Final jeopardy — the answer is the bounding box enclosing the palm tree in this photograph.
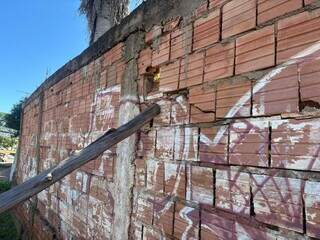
[80,0,130,44]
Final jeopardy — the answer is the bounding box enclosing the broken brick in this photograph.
[299,57,320,106]
[145,25,162,43]
[189,85,216,124]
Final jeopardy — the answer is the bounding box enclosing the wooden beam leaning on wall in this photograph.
[0,103,160,214]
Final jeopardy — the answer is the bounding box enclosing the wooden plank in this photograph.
[0,103,160,214]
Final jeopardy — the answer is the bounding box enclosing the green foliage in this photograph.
[0,181,18,240]
[4,100,24,136]
[0,212,18,240]
[0,180,11,192]
[0,113,7,127]
[0,136,18,150]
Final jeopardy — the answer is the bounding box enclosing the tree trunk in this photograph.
[80,0,129,44]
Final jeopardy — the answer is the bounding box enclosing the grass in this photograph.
[0,180,19,240]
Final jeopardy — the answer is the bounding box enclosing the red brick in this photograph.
[299,57,320,106]
[138,47,152,75]
[304,181,320,238]
[201,211,280,240]
[143,228,163,239]
[258,0,303,24]
[155,127,175,159]
[190,106,215,124]
[251,174,303,232]
[171,95,190,125]
[252,65,299,116]
[189,85,215,110]
[305,0,319,5]
[216,79,251,119]
[216,169,251,215]
[152,34,171,67]
[137,130,155,158]
[222,0,257,39]
[209,0,229,9]
[271,118,320,171]
[193,10,220,50]
[147,160,165,193]
[159,60,180,92]
[131,222,143,239]
[102,154,115,181]
[229,119,269,167]
[104,43,124,65]
[170,24,193,60]
[174,203,199,239]
[236,26,275,74]
[136,197,154,224]
[163,17,181,33]
[153,99,171,126]
[153,197,175,236]
[135,158,146,188]
[164,162,186,199]
[186,165,214,206]
[174,127,199,161]
[277,9,320,64]
[145,25,162,43]
[204,41,235,82]
[194,1,208,17]
[199,126,228,164]
[179,51,205,88]
[189,85,216,123]
[201,210,236,239]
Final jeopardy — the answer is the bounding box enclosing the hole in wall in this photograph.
[144,66,160,95]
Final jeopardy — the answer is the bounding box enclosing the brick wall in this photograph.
[16,0,320,239]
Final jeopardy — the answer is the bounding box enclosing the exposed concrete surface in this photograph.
[112,34,141,240]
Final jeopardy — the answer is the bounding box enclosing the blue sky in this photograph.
[0,0,140,113]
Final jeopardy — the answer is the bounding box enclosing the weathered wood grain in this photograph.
[0,103,160,214]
